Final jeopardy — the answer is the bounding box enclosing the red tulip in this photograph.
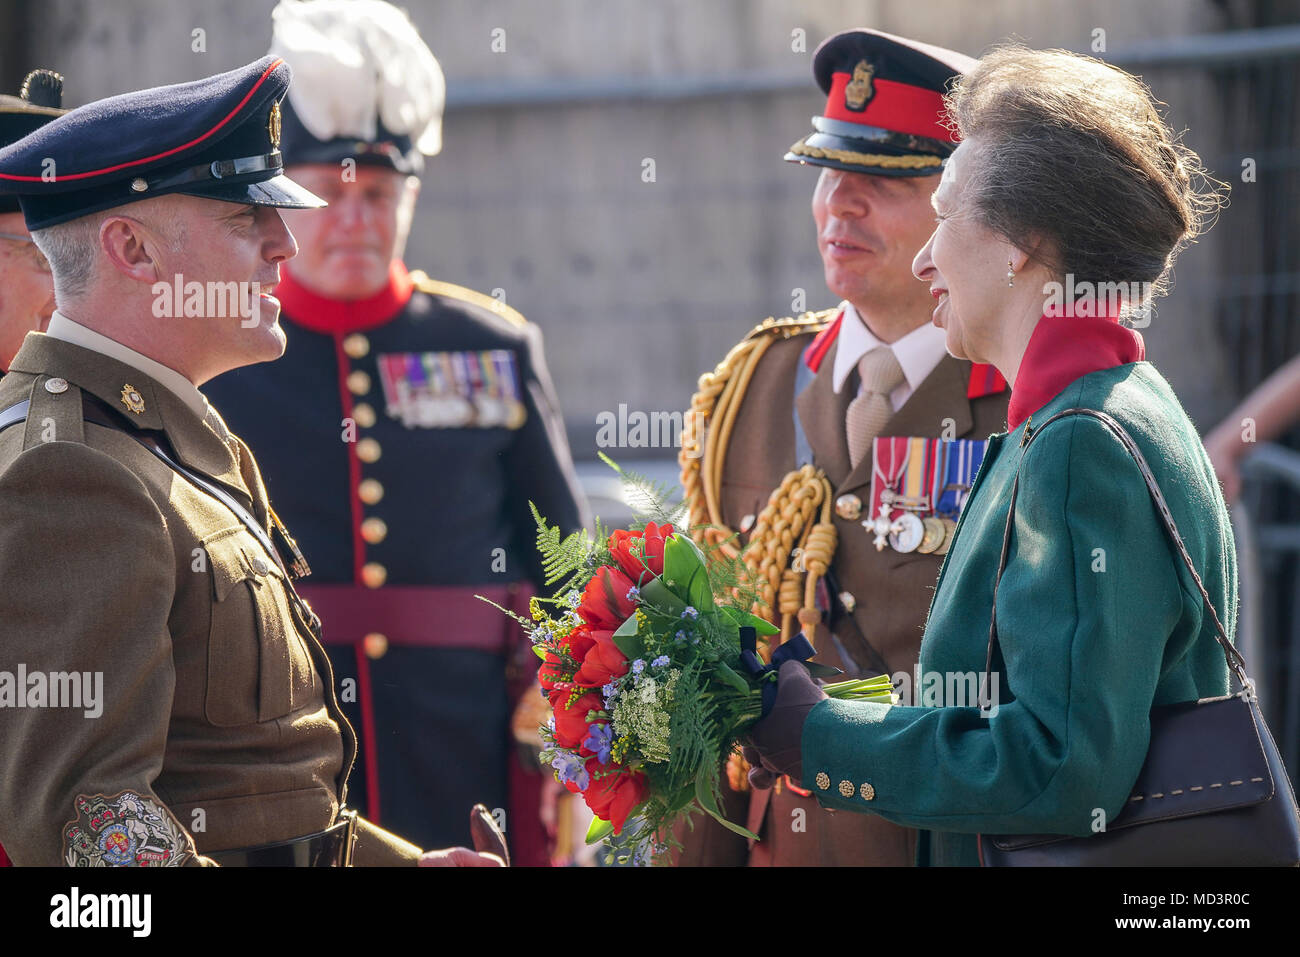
[552,691,603,750]
[577,566,638,631]
[608,522,674,581]
[582,760,649,835]
[573,629,629,688]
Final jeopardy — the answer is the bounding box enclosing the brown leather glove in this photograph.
[744,660,827,789]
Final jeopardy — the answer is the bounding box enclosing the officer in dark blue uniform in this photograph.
[205,0,589,861]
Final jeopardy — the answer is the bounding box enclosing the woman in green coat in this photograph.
[744,44,1236,866]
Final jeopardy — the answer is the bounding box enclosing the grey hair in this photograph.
[30,215,100,303]
[31,200,188,304]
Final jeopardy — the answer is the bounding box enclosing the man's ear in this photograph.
[98,214,167,284]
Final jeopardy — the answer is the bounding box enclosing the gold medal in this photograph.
[934,517,958,555]
[917,516,946,554]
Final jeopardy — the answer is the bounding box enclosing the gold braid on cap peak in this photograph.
[789,140,944,169]
[679,310,838,649]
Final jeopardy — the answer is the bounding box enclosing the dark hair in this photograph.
[946,44,1227,306]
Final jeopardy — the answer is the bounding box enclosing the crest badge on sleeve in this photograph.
[62,790,190,867]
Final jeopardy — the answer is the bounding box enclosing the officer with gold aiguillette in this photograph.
[677,29,1010,867]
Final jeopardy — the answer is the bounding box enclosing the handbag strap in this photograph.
[981,408,1250,709]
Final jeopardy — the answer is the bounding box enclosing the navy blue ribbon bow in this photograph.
[739,627,820,717]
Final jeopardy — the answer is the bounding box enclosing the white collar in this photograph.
[44,311,209,419]
[831,301,951,396]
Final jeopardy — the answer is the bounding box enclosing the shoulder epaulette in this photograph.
[741,307,839,343]
[407,270,530,330]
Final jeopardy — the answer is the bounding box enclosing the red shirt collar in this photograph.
[276,260,415,335]
[1006,306,1145,430]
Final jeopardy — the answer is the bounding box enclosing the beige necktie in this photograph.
[846,346,905,468]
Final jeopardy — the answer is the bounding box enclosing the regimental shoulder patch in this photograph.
[741,307,839,345]
[406,270,530,330]
[62,790,191,867]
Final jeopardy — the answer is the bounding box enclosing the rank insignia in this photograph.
[120,383,146,415]
[62,790,189,867]
[268,100,281,149]
[844,60,875,111]
[376,350,527,430]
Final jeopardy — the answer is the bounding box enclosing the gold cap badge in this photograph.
[844,60,875,111]
[120,384,146,415]
[268,101,282,150]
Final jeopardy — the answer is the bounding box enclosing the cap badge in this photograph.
[120,384,146,415]
[844,60,875,111]
[268,101,282,150]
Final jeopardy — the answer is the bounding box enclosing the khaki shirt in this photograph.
[0,333,419,865]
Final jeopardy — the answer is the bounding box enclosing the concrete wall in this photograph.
[5,0,1250,461]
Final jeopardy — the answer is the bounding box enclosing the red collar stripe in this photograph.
[802,310,844,374]
[967,363,1007,399]
[0,59,284,183]
[823,73,952,143]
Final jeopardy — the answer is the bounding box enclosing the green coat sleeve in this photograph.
[802,416,1203,836]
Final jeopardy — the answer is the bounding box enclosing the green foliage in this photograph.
[530,500,610,593]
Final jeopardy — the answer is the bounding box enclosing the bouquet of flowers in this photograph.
[502,467,895,865]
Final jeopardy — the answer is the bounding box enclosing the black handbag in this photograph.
[975,408,1300,866]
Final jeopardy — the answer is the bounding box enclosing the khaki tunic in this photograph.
[678,312,1009,866]
[0,334,420,865]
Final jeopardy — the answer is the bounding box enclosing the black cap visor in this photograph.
[785,116,953,178]
[180,170,327,210]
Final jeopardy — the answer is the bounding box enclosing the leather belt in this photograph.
[297,583,531,654]
[207,809,357,867]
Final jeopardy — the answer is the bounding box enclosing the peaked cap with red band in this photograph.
[785,28,975,178]
[0,56,326,230]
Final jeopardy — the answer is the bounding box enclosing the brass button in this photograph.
[815,772,830,791]
[347,370,371,395]
[343,334,370,359]
[353,402,376,429]
[250,555,269,576]
[356,437,381,463]
[739,513,756,533]
[361,562,387,588]
[363,632,388,659]
[835,494,862,521]
[860,782,875,801]
[358,478,384,505]
[838,780,855,798]
[44,377,68,394]
[361,516,388,545]
[838,591,856,613]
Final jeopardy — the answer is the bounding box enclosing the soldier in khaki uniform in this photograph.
[0,58,501,866]
[677,30,1009,866]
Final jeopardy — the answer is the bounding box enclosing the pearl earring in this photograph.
[1007,259,1015,287]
